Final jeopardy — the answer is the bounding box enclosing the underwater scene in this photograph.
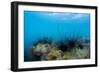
[24,11,90,62]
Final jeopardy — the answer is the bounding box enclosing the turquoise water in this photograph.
[24,11,90,61]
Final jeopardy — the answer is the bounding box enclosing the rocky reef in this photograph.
[31,37,90,61]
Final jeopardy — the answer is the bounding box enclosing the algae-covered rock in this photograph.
[31,37,90,61]
[47,49,63,60]
[32,43,53,61]
[62,48,90,59]
[74,48,90,59]
[33,43,51,53]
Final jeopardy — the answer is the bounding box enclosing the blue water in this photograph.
[24,11,90,61]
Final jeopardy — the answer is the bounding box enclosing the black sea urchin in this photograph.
[58,42,69,52]
[58,38,78,52]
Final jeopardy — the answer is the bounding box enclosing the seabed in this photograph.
[30,37,90,61]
